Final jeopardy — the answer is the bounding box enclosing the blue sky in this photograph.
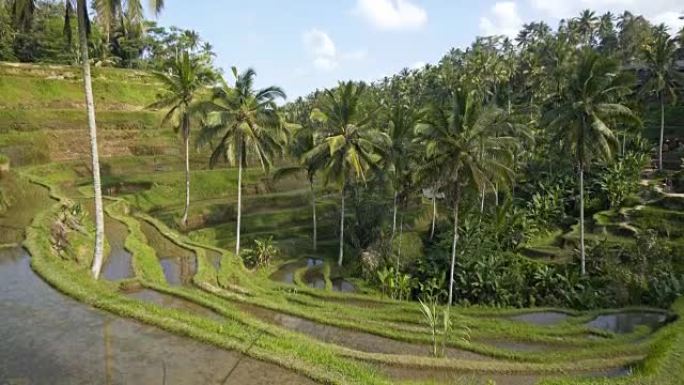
[153,0,684,99]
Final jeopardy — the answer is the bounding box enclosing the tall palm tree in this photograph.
[274,98,327,251]
[63,0,164,279]
[149,50,214,227]
[415,88,515,308]
[198,68,286,256]
[305,81,387,266]
[641,25,683,171]
[12,0,163,278]
[547,49,639,275]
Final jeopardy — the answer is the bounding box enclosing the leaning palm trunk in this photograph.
[310,180,317,252]
[658,92,664,171]
[78,0,105,279]
[338,184,345,266]
[235,144,243,256]
[181,114,191,227]
[447,188,461,307]
[579,164,586,275]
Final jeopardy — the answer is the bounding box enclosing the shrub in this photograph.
[241,237,279,268]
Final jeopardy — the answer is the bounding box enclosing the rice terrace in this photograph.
[1,1,684,384]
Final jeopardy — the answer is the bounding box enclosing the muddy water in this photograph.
[587,312,668,333]
[235,301,489,360]
[102,216,134,280]
[379,365,629,385]
[0,248,316,385]
[510,312,569,325]
[139,220,197,286]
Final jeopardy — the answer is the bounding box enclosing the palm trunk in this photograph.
[391,191,398,238]
[79,0,105,279]
[397,214,404,267]
[235,144,243,256]
[480,187,485,214]
[494,183,499,206]
[310,180,317,252]
[338,183,345,266]
[447,188,461,308]
[181,115,190,228]
[579,164,586,276]
[430,194,437,240]
[659,93,664,171]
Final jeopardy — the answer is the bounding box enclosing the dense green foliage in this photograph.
[280,10,684,310]
[0,0,217,71]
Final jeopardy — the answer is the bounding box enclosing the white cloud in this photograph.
[355,0,428,30]
[303,29,339,71]
[479,1,524,38]
[528,0,684,31]
[302,29,366,72]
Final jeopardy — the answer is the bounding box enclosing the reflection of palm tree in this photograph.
[103,318,113,385]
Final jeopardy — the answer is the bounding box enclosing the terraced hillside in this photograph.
[1,63,683,385]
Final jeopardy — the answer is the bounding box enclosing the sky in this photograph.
[153,0,684,99]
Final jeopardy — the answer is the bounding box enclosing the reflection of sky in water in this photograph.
[102,217,134,280]
[159,256,196,286]
[587,312,667,333]
[0,248,313,385]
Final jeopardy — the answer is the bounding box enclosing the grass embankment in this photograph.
[134,203,655,369]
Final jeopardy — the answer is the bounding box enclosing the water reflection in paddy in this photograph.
[139,220,196,286]
[587,312,669,333]
[102,216,134,280]
[235,301,488,360]
[0,248,316,385]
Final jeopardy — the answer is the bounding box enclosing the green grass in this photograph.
[0,64,160,109]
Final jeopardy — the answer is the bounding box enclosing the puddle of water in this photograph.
[126,288,223,321]
[139,221,197,286]
[102,216,134,280]
[379,365,629,385]
[236,302,488,360]
[270,258,322,285]
[0,248,315,385]
[510,312,569,326]
[306,258,323,267]
[587,312,668,334]
[331,278,355,293]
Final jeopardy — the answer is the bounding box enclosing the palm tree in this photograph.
[149,50,214,227]
[198,68,286,256]
[573,9,598,46]
[641,25,683,171]
[63,0,164,279]
[274,98,327,251]
[547,49,639,275]
[415,88,515,308]
[305,82,387,266]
